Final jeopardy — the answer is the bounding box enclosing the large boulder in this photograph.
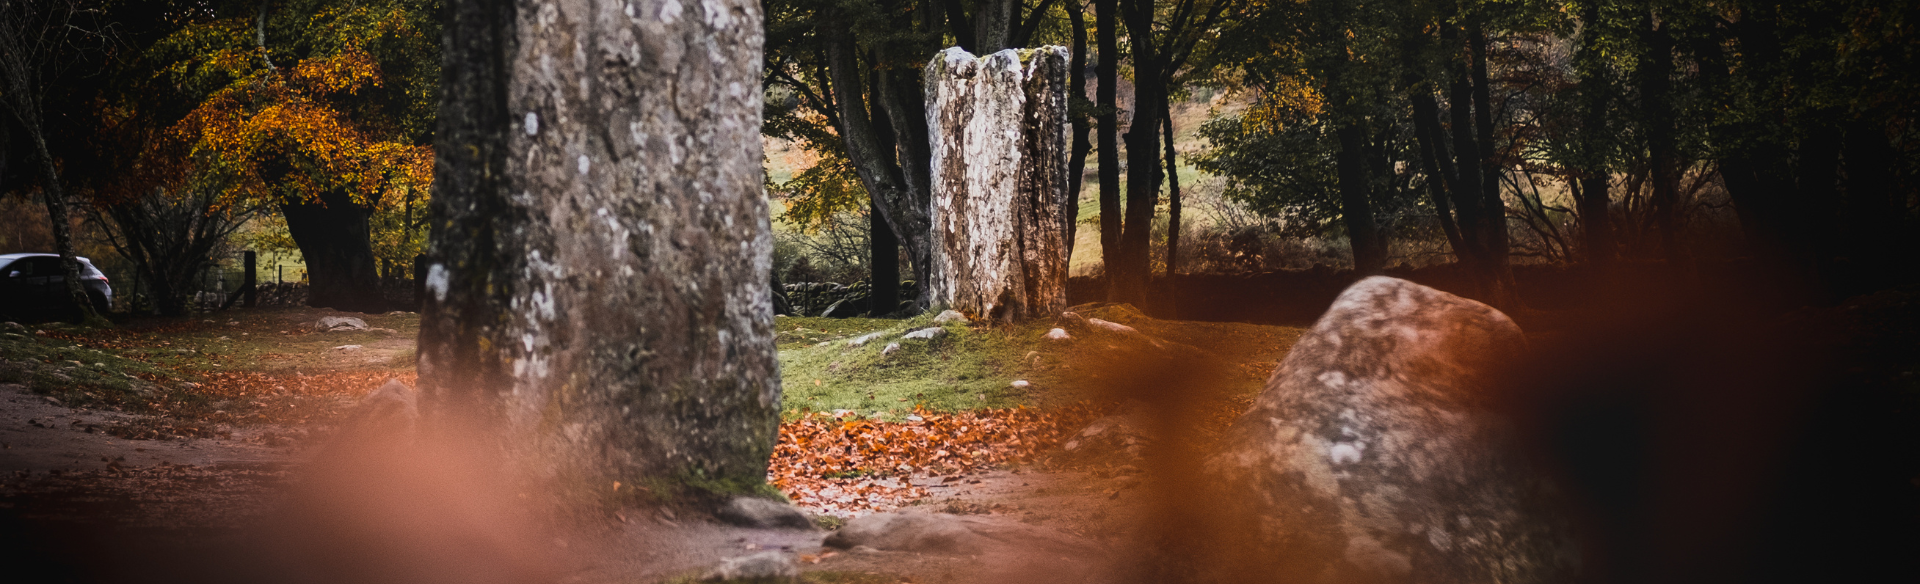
[1208,276,1577,583]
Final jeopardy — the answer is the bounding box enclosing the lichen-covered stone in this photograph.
[1210,276,1577,583]
[422,0,777,494]
[700,551,798,582]
[924,46,1071,323]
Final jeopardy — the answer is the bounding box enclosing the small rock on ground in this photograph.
[902,327,947,340]
[823,511,1100,557]
[932,310,968,323]
[314,316,368,332]
[1043,328,1071,341]
[881,342,902,357]
[701,550,798,582]
[715,497,815,530]
[846,332,887,347]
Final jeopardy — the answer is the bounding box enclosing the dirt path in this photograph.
[0,383,284,474]
[0,305,1267,583]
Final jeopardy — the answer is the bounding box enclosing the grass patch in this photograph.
[2,308,423,438]
[776,314,1057,420]
[0,325,177,409]
[776,305,1312,421]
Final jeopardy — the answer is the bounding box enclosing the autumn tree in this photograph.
[422,0,780,496]
[152,0,437,312]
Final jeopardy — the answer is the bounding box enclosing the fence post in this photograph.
[243,251,257,308]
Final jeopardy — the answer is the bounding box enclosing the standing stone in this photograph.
[1209,277,1577,582]
[422,0,778,495]
[924,46,1071,323]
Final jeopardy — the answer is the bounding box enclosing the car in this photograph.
[0,253,114,321]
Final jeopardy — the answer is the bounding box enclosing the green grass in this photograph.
[774,304,1311,421]
[775,314,1065,420]
[0,325,175,409]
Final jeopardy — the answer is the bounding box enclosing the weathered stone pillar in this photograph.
[421,0,778,497]
[924,46,1071,323]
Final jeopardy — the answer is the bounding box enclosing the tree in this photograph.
[0,0,108,323]
[1095,0,1120,291]
[93,184,264,316]
[1199,0,1399,277]
[1697,0,1920,299]
[765,0,1073,313]
[421,0,780,495]
[154,0,438,312]
[1103,0,1239,302]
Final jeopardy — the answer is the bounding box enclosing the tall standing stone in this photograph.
[1209,277,1578,582]
[421,0,778,493]
[925,46,1072,323]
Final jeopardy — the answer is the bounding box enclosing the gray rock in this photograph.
[314,316,368,332]
[332,345,363,351]
[931,309,968,324]
[1085,318,1136,334]
[823,511,1099,557]
[845,332,887,348]
[1042,327,1071,341]
[714,496,815,530]
[902,327,947,341]
[1060,402,1151,462]
[1209,276,1575,583]
[1,321,23,332]
[881,342,901,357]
[338,378,418,436]
[700,551,798,582]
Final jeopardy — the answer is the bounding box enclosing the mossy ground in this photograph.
[0,326,174,409]
[0,308,418,437]
[774,306,1310,421]
[776,313,1053,420]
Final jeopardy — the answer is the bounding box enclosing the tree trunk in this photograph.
[925,47,1072,322]
[1162,108,1182,278]
[420,0,779,495]
[1467,25,1520,309]
[825,32,936,312]
[1334,120,1385,275]
[32,151,98,323]
[280,190,386,313]
[870,201,900,315]
[1410,91,1467,255]
[1112,0,1163,306]
[1066,2,1090,254]
[972,0,1015,54]
[1574,1,1615,272]
[1638,12,1688,273]
[1095,0,1120,296]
